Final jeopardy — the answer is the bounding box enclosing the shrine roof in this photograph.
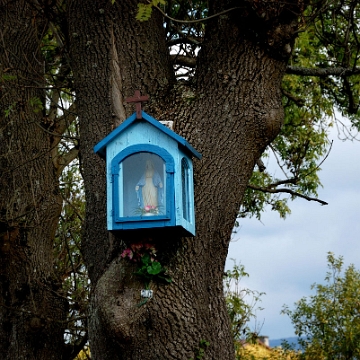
[94,111,202,160]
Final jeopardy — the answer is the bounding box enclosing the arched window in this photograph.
[111,145,175,229]
[121,152,166,217]
[181,157,190,222]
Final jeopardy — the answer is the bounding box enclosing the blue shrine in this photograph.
[94,100,201,237]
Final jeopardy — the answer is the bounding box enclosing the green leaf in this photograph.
[2,74,17,81]
[147,261,162,275]
[136,0,166,22]
[29,97,44,113]
[136,3,153,22]
[141,252,151,266]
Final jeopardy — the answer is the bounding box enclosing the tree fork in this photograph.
[68,0,303,359]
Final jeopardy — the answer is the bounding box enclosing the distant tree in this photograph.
[224,261,301,360]
[282,253,360,360]
[224,260,264,343]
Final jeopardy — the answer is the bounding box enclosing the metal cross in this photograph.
[126,90,149,119]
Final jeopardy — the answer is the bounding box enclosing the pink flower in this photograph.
[144,205,151,212]
[121,248,133,260]
[143,245,156,257]
[131,243,143,251]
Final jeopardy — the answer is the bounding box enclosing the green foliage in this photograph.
[224,260,265,342]
[302,2,360,126]
[241,1,360,220]
[54,159,88,346]
[3,103,15,118]
[224,261,301,360]
[242,37,332,220]
[240,168,292,220]
[33,12,85,352]
[241,105,330,221]
[282,252,360,359]
[134,252,172,287]
[136,0,166,22]
[121,242,172,289]
[235,343,300,360]
[1,74,17,81]
[29,96,44,113]
[74,346,91,360]
[189,340,210,360]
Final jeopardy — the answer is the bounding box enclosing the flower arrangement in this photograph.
[134,205,160,216]
[121,241,171,289]
[121,241,156,262]
[143,205,159,214]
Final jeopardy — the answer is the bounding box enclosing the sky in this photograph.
[226,123,360,341]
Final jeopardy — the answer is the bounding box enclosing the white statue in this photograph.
[135,160,163,213]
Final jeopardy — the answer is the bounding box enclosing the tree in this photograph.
[68,1,301,358]
[224,260,264,343]
[282,253,360,360]
[0,2,67,358]
[0,1,81,359]
[1,0,360,359]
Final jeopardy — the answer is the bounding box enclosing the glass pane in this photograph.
[181,157,190,221]
[121,153,166,217]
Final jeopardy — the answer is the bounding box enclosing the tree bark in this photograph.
[0,1,67,359]
[68,0,302,358]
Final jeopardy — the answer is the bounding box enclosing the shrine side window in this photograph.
[181,157,190,221]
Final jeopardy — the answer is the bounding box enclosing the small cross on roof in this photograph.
[126,90,149,119]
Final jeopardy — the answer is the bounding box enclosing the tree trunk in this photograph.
[68,0,302,358]
[0,2,67,359]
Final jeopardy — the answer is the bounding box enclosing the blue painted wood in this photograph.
[111,145,175,174]
[94,111,202,160]
[94,111,201,236]
[174,151,196,236]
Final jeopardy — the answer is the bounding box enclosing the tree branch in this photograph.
[167,35,203,47]
[155,5,242,24]
[34,120,79,143]
[282,89,305,107]
[268,178,298,188]
[54,146,79,177]
[170,54,197,68]
[256,158,266,172]
[248,184,328,205]
[54,103,77,137]
[286,66,360,77]
[343,76,359,114]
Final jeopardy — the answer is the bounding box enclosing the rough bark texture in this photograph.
[67,0,303,359]
[0,1,67,359]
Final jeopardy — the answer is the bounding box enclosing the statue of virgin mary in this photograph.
[135,160,163,212]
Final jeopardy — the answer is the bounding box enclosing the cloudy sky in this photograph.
[226,122,360,341]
